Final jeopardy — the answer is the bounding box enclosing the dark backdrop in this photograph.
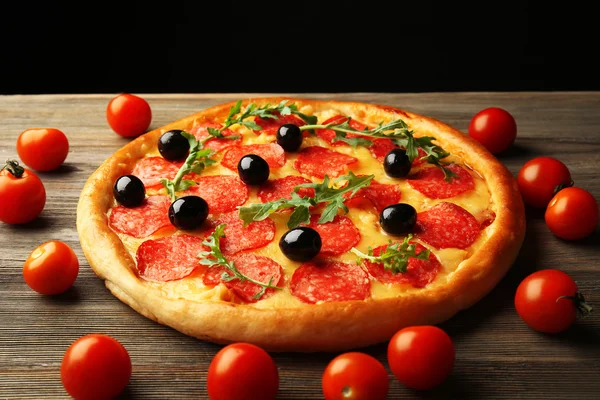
[2,1,598,94]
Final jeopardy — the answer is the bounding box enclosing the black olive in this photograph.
[384,148,412,178]
[276,124,303,152]
[279,227,322,262]
[113,175,146,207]
[168,196,209,230]
[237,154,270,185]
[380,203,417,235]
[158,129,190,161]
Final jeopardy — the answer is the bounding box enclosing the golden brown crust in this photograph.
[76,97,525,352]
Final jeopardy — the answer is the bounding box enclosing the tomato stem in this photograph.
[1,160,25,178]
[553,180,574,196]
[558,292,593,317]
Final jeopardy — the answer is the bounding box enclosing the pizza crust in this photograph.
[77,98,525,352]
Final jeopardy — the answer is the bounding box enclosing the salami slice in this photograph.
[202,253,283,303]
[316,115,368,146]
[131,157,191,188]
[290,259,371,304]
[363,243,441,288]
[304,215,360,255]
[189,122,241,152]
[221,144,286,171]
[293,146,358,179]
[136,234,206,282]
[257,176,315,203]
[109,196,172,238]
[369,141,427,167]
[253,113,306,135]
[415,202,480,249]
[408,164,474,199]
[181,175,248,214]
[216,211,276,254]
[345,179,402,212]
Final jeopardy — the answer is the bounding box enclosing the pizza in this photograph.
[76,98,526,352]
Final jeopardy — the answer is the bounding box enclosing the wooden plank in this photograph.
[0,93,599,399]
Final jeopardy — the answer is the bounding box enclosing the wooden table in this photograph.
[1,93,599,399]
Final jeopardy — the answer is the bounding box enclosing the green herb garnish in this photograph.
[350,235,430,274]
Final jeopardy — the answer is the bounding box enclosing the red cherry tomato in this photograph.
[106,93,152,137]
[61,334,132,400]
[17,128,69,171]
[207,343,279,400]
[387,326,455,391]
[517,157,572,208]
[23,241,79,295]
[515,269,591,333]
[0,160,46,224]
[545,187,598,240]
[468,107,517,154]
[322,352,388,400]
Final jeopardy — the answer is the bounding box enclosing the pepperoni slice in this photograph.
[293,146,358,179]
[136,234,206,282]
[304,215,360,255]
[180,175,248,214]
[257,176,315,203]
[345,179,402,212]
[290,259,371,304]
[253,113,306,135]
[189,122,241,152]
[216,211,276,254]
[131,157,191,188]
[109,196,172,238]
[221,144,286,171]
[202,254,283,303]
[369,141,428,167]
[415,202,480,249]
[408,164,474,199]
[363,243,441,288]
[316,115,368,146]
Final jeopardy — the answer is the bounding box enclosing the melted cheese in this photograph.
[112,107,495,308]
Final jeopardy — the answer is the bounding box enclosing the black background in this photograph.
[2,1,598,94]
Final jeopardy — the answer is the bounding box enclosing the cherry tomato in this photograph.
[17,128,69,171]
[0,160,46,224]
[387,326,455,390]
[322,352,388,400]
[207,343,278,400]
[545,187,598,240]
[106,93,152,137]
[61,334,132,400]
[517,157,572,208]
[468,107,517,154]
[515,269,591,333]
[23,241,79,295]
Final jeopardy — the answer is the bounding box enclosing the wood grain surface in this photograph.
[0,93,599,400]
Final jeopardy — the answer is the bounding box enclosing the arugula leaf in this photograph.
[332,132,374,148]
[350,235,430,274]
[238,192,316,228]
[198,224,282,299]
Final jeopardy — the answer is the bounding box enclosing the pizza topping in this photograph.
[415,202,480,249]
[408,164,475,199]
[221,144,286,172]
[239,172,373,229]
[304,215,360,255]
[290,260,371,303]
[180,175,249,214]
[379,203,417,235]
[237,155,270,186]
[131,157,187,188]
[108,196,171,238]
[351,235,431,275]
[168,195,209,230]
[253,113,306,136]
[257,176,315,203]
[316,115,371,147]
[383,148,412,178]
[189,123,241,153]
[344,179,402,213]
[293,146,358,179]
[199,224,282,300]
[158,129,190,161]
[136,234,206,281]
[370,138,398,162]
[113,175,146,208]
[276,124,303,152]
[216,211,276,254]
[279,227,322,262]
